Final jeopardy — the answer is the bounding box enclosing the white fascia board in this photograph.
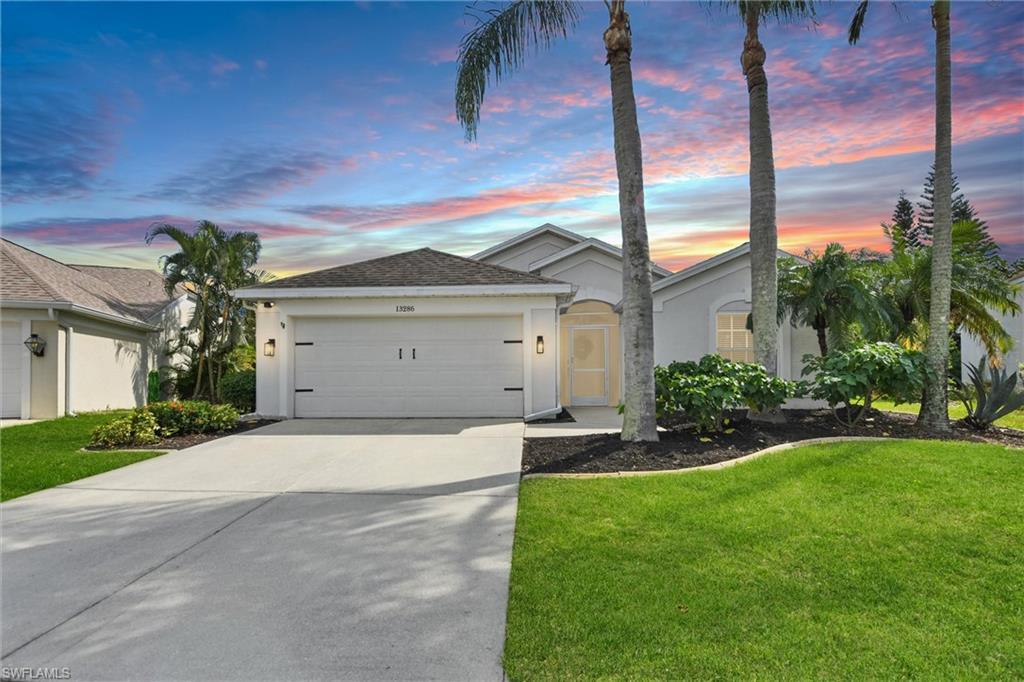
[0,300,159,331]
[528,238,673,277]
[233,283,574,300]
[470,224,587,261]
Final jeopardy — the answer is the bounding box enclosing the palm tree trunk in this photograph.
[605,0,657,442]
[919,0,952,431]
[191,291,209,400]
[815,324,829,357]
[742,2,779,377]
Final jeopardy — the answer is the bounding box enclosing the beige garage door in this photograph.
[293,316,524,418]
[1,322,22,418]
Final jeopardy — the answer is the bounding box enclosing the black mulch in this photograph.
[522,409,1024,475]
[87,419,280,451]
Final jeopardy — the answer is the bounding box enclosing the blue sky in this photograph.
[2,1,1022,275]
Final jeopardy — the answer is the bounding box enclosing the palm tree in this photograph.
[849,0,954,430]
[881,220,1021,363]
[147,220,262,400]
[718,1,817,380]
[777,244,889,356]
[456,0,658,441]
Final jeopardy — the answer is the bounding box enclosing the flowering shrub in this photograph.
[90,400,239,447]
[90,409,159,448]
[654,354,802,432]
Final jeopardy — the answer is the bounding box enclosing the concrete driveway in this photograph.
[1,419,524,681]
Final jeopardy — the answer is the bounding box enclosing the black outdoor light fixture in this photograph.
[536,335,545,354]
[24,333,46,357]
[264,338,276,357]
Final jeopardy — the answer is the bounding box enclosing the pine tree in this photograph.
[882,190,921,251]
[917,164,962,240]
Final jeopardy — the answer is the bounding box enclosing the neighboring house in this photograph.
[0,239,193,419]
[960,272,1024,381]
[237,223,818,420]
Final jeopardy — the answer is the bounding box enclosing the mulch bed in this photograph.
[87,419,280,451]
[522,409,1024,475]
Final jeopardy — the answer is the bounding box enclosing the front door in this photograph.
[570,326,608,406]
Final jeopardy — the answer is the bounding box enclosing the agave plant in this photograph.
[957,357,1024,431]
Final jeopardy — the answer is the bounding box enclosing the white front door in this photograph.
[570,326,608,406]
[293,316,524,418]
[1,322,23,418]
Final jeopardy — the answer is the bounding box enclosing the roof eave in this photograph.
[470,224,587,261]
[234,283,574,300]
[0,299,160,331]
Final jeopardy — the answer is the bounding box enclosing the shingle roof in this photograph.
[252,247,567,289]
[0,239,184,325]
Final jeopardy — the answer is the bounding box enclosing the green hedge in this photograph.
[220,370,256,413]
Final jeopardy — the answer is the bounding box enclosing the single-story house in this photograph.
[0,239,192,419]
[960,271,1024,381]
[236,223,819,420]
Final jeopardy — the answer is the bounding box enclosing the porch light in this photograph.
[536,335,545,354]
[24,333,46,357]
[264,339,276,357]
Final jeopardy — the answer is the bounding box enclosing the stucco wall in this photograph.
[70,329,147,412]
[960,281,1024,380]
[29,320,59,418]
[537,251,623,305]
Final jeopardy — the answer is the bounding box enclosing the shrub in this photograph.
[655,354,802,432]
[802,341,928,427]
[147,370,160,403]
[220,370,256,413]
[956,357,1024,431]
[148,400,240,435]
[90,409,159,448]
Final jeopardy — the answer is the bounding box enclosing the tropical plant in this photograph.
[955,357,1024,431]
[777,243,889,356]
[220,370,256,414]
[654,355,801,432]
[880,220,1021,362]
[711,0,817,382]
[849,0,954,430]
[455,0,658,441]
[802,342,928,427]
[147,220,264,401]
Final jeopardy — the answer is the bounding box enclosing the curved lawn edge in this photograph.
[522,436,902,479]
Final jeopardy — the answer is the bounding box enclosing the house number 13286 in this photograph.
[395,305,415,312]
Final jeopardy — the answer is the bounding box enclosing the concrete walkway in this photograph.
[1,419,524,681]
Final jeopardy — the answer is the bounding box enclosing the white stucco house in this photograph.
[960,271,1024,381]
[237,223,819,420]
[0,239,193,419]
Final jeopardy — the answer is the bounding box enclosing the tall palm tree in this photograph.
[713,1,816,381]
[147,220,262,400]
[456,0,658,441]
[849,0,953,430]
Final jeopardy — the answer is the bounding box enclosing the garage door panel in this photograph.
[293,316,524,418]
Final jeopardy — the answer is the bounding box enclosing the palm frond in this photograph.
[847,0,869,44]
[455,0,582,140]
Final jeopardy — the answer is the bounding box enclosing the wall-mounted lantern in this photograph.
[536,335,545,354]
[263,338,276,357]
[24,333,46,357]
[263,301,275,308]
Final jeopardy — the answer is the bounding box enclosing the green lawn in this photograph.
[1,412,164,501]
[505,440,1024,680]
[872,399,1024,430]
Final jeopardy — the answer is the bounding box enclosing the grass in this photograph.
[871,399,1024,430]
[505,440,1024,680]
[1,412,164,501]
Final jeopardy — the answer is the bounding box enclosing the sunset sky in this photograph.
[2,1,1022,276]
